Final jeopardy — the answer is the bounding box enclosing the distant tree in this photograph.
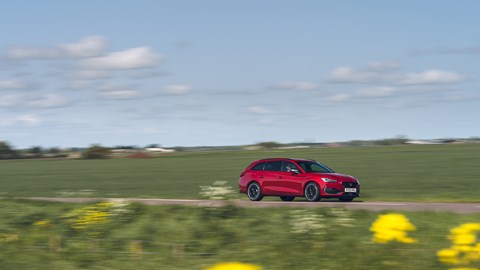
[257,141,282,149]
[48,147,61,154]
[29,146,43,156]
[81,145,111,159]
[0,141,18,159]
[25,146,43,158]
[146,144,161,149]
[113,145,139,150]
[375,136,409,146]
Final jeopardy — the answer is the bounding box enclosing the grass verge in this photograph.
[1,199,479,270]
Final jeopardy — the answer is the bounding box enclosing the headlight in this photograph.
[321,178,337,183]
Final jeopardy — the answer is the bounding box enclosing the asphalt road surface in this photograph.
[19,197,480,214]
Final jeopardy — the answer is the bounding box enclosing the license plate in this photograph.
[345,188,357,192]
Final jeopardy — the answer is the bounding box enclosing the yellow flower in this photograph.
[437,222,480,267]
[63,202,113,231]
[33,219,51,228]
[204,262,263,270]
[370,213,417,244]
[437,248,460,264]
[96,201,114,208]
[451,234,476,245]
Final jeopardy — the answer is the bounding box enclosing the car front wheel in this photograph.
[247,182,263,201]
[280,196,295,201]
[304,182,321,202]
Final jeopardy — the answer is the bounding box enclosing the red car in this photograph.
[238,158,360,202]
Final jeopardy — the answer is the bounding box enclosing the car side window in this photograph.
[264,161,282,171]
[281,161,300,172]
[299,163,309,172]
[251,162,265,171]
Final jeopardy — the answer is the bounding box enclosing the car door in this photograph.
[261,161,282,194]
[277,161,305,195]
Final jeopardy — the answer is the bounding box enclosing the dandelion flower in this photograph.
[370,213,417,244]
[204,262,262,270]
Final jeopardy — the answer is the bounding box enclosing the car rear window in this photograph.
[264,161,282,171]
[251,162,265,171]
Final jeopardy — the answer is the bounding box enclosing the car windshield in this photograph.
[296,161,334,173]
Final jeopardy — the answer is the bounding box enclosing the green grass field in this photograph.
[1,143,479,202]
[1,199,479,270]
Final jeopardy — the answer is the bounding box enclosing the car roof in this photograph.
[255,158,315,162]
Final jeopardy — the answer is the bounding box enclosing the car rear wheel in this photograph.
[247,182,263,201]
[339,197,354,202]
[280,196,295,201]
[304,182,321,202]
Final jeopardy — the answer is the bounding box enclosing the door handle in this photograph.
[259,175,264,178]
[278,176,283,179]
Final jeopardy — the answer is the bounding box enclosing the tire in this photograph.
[304,182,321,202]
[339,197,354,202]
[280,196,295,201]
[247,182,263,201]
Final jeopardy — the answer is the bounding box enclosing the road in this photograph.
[19,197,480,214]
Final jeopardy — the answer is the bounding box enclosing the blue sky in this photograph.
[1,0,479,148]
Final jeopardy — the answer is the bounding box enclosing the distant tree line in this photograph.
[0,141,68,160]
[1,137,480,160]
[0,141,18,159]
[0,141,142,160]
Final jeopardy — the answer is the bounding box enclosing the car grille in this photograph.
[342,182,358,188]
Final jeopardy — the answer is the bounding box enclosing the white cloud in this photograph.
[70,70,112,80]
[275,81,317,91]
[0,115,41,127]
[100,90,140,100]
[328,62,465,85]
[0,94,67,108]
[357,87,396,98]
[58,36,107,58]
[81,47,162,70]
[328,66,398,84]
[326,94,350,102]
[0,80,27,89]
[7,47,60,60]
[128,70,170,79]
[6,36,107,60]
[399,70,464,85]
[27,94,68,108]
[16,115,41,126]
[162,84,191,95]
[247,105,269,114]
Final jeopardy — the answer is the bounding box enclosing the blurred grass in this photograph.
[0,199,479,270]
[0,143,479,202]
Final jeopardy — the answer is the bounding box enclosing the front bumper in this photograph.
[323,182,360,197]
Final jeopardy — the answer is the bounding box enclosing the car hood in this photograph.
[307,172,357,182]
